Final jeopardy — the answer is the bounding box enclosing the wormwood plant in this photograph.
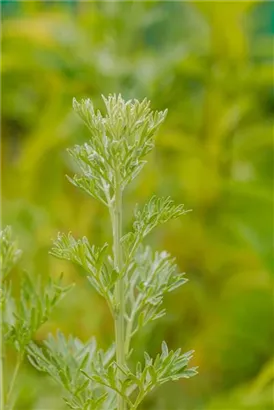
[1,95,197,410]
[0,226,72,410]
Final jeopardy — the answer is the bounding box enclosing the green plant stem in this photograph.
[5,354,23,410]
[0,350,5,410]
[125,318,133,357]
[112,180,126,410]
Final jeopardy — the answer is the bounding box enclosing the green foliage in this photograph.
[69,96,167,205]
[23,95,197,410]
[4,274,72,353]
[122,196,190,259]
[27,332,116,410]
[50,233,114,306]
[1,2,273,409]
[82,341,197,410]
[0,226,22,280]
[0,226,72,409]
[124,246,188,342]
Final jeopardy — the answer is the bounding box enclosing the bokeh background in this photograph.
[1,1,274,409]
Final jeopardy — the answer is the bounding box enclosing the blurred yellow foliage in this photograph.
[1,1,273,409]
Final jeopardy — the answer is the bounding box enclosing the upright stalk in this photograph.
[0,299,4,410]
[112,176,126,410]
[5,355,22,410]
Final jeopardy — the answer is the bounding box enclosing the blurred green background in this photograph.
[1,1,274,409]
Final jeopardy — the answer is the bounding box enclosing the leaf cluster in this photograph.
[27,332,116,410]
[50,233,116,308]
[27,332,197,410]
[1,226,72,355]
[83,341,197,410]
[69,95,167,205]
[4,274,72,353]
[121,195,191,261]
[49,211,189,342]
[124,246,188,342]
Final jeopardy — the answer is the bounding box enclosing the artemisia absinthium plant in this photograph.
[0,227,72,410]
[2,95,198,410]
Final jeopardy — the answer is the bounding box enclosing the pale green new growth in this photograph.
[2,95,197,410]
[68,95,167,204]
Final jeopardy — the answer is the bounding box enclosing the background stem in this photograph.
[5,354,22,410]
[113,180,126,410]
[0,352,5,410]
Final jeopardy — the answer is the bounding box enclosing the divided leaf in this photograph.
[82,342,197,410]
[122,196,191,259]
[124,246,188,343]
[27,332,116,410]
[4,274,73,352]
[50,233,117,307]
[126,343,198,409]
